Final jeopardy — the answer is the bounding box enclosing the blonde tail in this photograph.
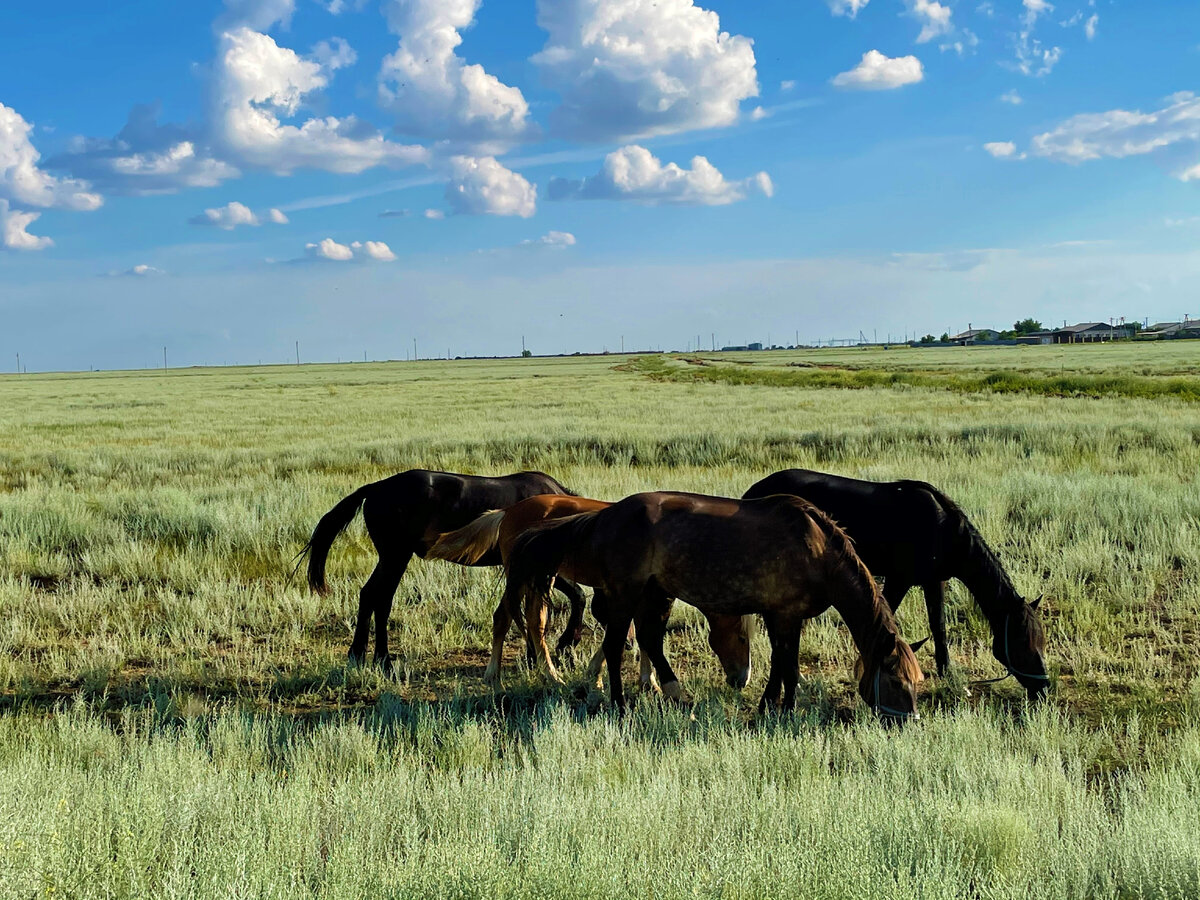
[428,510,506,565]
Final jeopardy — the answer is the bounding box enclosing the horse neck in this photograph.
[956,532,1023,627]
[827,557,899,662]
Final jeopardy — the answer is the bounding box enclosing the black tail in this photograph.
[505,512,601,619]
[305,486,370,594]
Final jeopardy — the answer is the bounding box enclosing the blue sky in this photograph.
[2,0,1199,369]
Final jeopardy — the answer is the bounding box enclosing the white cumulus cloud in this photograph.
[378,0,531,148]
[305,237,354,260]
[829,0,870,17]
[188,200,289,228]
[108,263,165,277]
[533,0,759,142]
[983,141,1023,159]
[0,103,103,210]
[424,208,445,219]
[907,0,953,43]
[47,104,239,196]
[0,199,53,250]
[1000,89,1023,105]
[445,156,536,217]
[831,51,924,90]
[211,27,428,174]
[1030,93,1200,169]
[1085,13,1098,40]
[547,145,773,206]
[521,230,576,248]
[352,239,397,260]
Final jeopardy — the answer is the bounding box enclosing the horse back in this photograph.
[743,469,957,582]
[361,469,571,558]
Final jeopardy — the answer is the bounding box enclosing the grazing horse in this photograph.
[428,494,753,691]
[304,470,587,670]
[743,469,1050,698]
[504,491,924,718]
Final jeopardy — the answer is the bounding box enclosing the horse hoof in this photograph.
[375,654,394,675]
[661,681,693,704]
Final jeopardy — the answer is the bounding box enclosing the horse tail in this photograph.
[505,512,600,619]
[304,486,370,594]
[427,510,505,565]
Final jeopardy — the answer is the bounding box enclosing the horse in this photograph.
[743,469,1050,698]
[303,469,588,670]
[503,491,924,719]
[427,494,753,692]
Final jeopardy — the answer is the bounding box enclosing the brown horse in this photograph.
[504,491,924,719]
[303,469,588,670]
[428,494,753,692]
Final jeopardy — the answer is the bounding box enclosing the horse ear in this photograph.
[1031,595,1042,610]
[908,636,929,653]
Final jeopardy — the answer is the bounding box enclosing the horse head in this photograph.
[706,613,755,689]
[994,596,1051,699]
[857,632,924,723]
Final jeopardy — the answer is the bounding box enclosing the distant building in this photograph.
[950,328,1000,344]
[1138,319,1200,339]
[720,345,749,352]
[1050,322,1137,343]
[1016,330,1056,345]
[747,342,764,351]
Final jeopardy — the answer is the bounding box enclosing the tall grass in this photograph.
[1,347,1199,896]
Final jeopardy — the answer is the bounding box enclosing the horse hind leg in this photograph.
[525,579,564,685]
[482,599,512,688]
[352,553,409,672]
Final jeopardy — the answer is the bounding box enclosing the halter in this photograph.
[970,613,1051,687]
[872,668,920,720]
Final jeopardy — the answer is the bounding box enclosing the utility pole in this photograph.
[15,353,19,374]
[163,346,167,370]
[711,332,715,351]
[295,341,300,366]
[621,335,624,353]
[413,338,417,361]
[521,335,526,355]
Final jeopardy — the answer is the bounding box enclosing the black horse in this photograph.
[304,469,586,669]
[743,469,1050,698]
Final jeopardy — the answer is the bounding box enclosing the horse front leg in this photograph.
[554,577,588,654]
[757,622,785,713]
[922,580,951,676]
[603,605,635,712]
[635,600,688,702]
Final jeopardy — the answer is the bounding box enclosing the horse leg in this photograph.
[635,600,687,702]
[922,580,951,676]
[364,553,410,672]
[779,630,802,711]
[758,622,784,713]
[525,581,563,685]
[603,603,635,712]
[554,578,588,654]
[482,599,512,688]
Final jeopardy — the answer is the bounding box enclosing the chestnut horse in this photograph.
[744,469,1049,698]
[428,494,753,691]
[303,470,587,670]
[504,491,924,718]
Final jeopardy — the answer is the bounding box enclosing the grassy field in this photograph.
[1,344,1199,897]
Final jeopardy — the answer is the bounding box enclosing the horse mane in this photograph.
[776,496,923,685]
[900,479,1022,613]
